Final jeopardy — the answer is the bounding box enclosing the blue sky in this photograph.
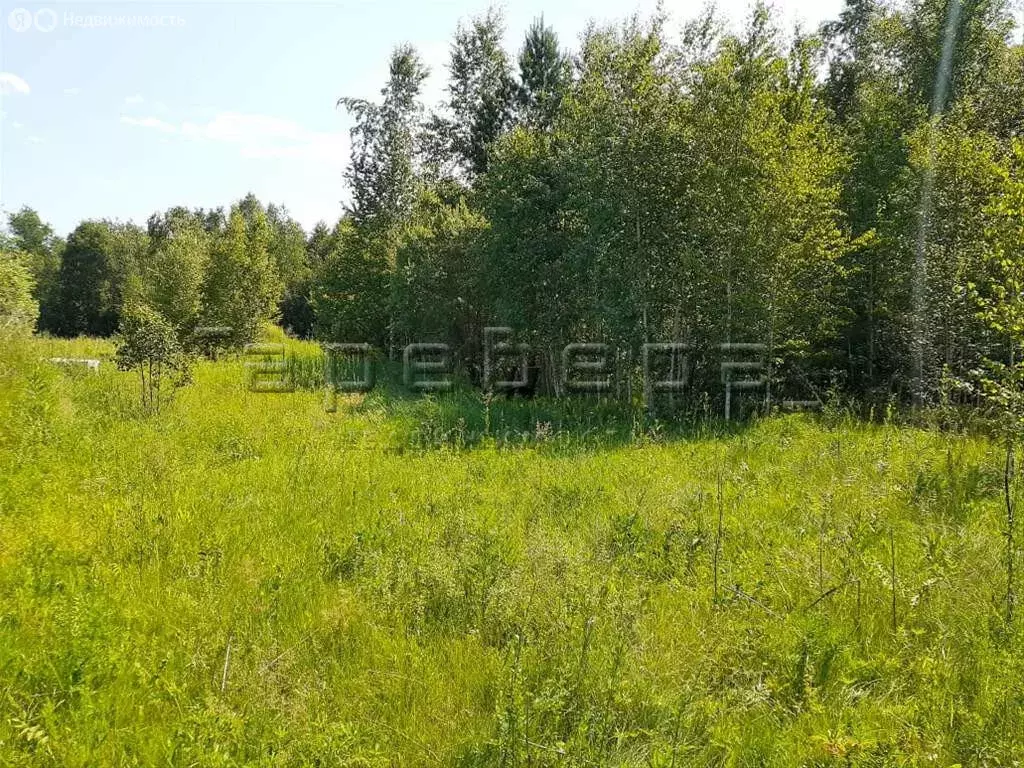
[0,0,928,236]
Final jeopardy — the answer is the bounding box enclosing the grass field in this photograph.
[1,334,1023,766]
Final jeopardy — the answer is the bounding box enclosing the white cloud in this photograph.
[122,109,346,164]
[124,94,145,105]
[120,115,177,133]
[64,87,82,96]
[27,136,44,144]
[11,121,24,130]
[0,72,30,96]
[182,112,312,144]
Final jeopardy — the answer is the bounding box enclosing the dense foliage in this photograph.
[3,0,1023,409]
[0,250,39,333]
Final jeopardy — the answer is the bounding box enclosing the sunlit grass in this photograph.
[1,333,1022,766]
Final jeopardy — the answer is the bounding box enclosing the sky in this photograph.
[0,0,969,237]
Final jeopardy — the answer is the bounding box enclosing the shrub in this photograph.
[114,302,193,412]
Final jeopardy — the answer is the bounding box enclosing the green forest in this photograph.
[3,0,1023,407]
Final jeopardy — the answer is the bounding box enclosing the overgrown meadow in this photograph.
[1,333,1022,766]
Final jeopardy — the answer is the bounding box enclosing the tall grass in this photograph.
[1,333,1022,766]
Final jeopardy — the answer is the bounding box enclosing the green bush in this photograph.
[0,250,39,333]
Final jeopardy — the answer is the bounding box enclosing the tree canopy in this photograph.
[5,0,1023,409]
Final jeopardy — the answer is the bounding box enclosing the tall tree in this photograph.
[681,6,847,383]
[516,17,571,130]
[554,13,686,362]
[56,220,145,337]
[145,207,212,340]
[5,207,63,332]
[320,45,429,346]
[201,205,282,344]
[898,0,1015,116]
[880,114,1005,396]
[312,219,388,345]
[821,0,883,124]
[427,8,516,179]
[823,0,917,391]
[266,204,313,337]
[306,221,339,269]
[391,189,488,364]
[340,45,429,236]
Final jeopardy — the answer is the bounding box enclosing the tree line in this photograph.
[0,195,302,344]
[2,0,1024,406]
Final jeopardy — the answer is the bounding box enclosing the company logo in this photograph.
[7,8,33,32]
[6,8,184,32]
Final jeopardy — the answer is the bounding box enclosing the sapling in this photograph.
[115,301,194,413]
[968,351,1023,626]
[964,149,1024,625]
